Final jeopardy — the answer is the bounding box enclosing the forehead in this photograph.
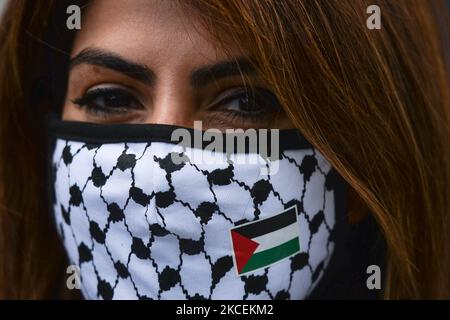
[72,0,242,70]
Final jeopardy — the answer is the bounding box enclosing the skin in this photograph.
[60,0,363,225]
[62,0,293,130]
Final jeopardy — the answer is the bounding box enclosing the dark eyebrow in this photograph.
[190,57,257,88]
[70,48,155,85]
[70,48,256,88]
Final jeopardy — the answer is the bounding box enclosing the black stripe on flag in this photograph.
[233,206,297,239]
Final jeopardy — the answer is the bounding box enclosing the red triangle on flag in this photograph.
[231,230,260,274]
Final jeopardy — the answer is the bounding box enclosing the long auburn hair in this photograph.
[0,0,449,299]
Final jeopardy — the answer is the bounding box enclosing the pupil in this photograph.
[239,94,256,113]
[105,92,127,107]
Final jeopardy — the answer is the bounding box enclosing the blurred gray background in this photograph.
[0,0,7,18]
[0,0,6,17]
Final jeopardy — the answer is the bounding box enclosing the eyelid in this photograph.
[72,83,146,107]
[206,86,252,109]
[207,86,278,110]
[72,84,146,117]
[84,83,141,97]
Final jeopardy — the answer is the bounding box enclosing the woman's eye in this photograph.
[72,86,143,117]
[210,87,281,122]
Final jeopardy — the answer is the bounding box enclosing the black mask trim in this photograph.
[46,113,313,152]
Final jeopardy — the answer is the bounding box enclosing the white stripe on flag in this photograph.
[252,221,299,253]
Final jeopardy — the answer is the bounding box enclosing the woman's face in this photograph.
[62,0,293,130]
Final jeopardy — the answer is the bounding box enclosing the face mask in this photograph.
[48,116,346,300]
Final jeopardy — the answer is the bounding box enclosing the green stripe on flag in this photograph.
[240,237,300,274]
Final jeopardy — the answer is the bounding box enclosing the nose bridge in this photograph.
[146,71,196,128]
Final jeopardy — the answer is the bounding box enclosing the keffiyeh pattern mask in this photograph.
[48,117,346,300]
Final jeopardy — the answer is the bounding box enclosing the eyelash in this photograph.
[209,87,280,122]
[72,86,280,122]
[72,87,143,117]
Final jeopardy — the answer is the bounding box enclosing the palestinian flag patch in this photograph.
[230,205,301,276]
